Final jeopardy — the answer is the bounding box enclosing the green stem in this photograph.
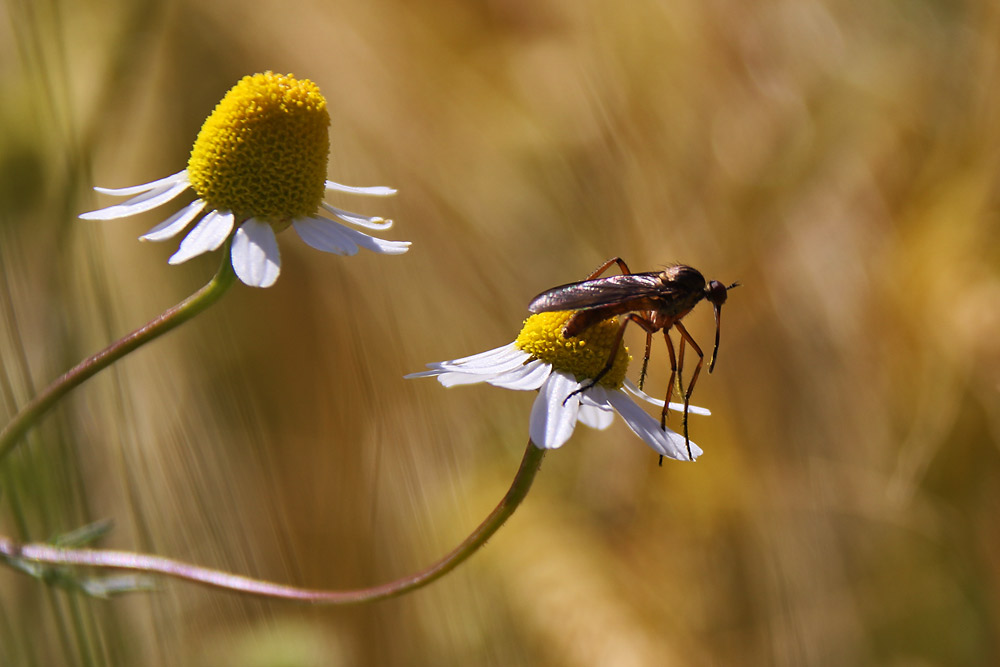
[0,251,237,462]
[0,440,546,604]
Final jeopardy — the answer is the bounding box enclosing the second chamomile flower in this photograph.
[408,311,708,461]
[81,71,410,288]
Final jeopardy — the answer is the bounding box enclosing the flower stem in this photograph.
[0,250,237,462]
[0,440,546,604]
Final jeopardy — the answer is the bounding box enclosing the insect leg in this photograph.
[584,257,633,280]
[659,333,687,461]
[657,330,678,467]
[563,313,656,404]
[673,321,705,461]
[659,331,678,429]
[638,331,654,390]
[676,333,687,400]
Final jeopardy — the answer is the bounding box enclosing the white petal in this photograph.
[606,391,703,461]
[294,217,411,256]
[575,384,615,429]
[623,379,711,416]
[405,369,448,380]
[529,372,581,449]
[404,342,521,374]
[231,219,281,288]
[404,344,538,388]
[578,402,615,430]
[140,199,208,241]
[431,343,528,372]
[579,383,611,406]
[80,179,191,220]
[339,225,410,254]
[293,217,358,255]
[320,202,393,230]
[325,180,397,196]
[91,170,189,196]
[486,359,550,391]
[168,210,235,265]
[436,372,501,388]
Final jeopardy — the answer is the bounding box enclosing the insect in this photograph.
[528,258,738,462]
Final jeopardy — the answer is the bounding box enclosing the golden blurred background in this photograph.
[2,0,999,664]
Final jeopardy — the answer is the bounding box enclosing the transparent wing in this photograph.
[528,272,670,313]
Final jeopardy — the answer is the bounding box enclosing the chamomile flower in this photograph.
[80,71,410,288]
[407,311,709,461]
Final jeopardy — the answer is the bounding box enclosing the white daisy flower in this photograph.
[80,71,410,288]
[407,311,709,461]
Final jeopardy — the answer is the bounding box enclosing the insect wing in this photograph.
[528,272,665,313]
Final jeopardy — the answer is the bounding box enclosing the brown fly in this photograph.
[528,258,738,462]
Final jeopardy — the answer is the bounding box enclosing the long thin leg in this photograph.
[657,330,678,467]
[584,257,632,281]
[638,331,654,390]
[673,321,705,461]
[564,313,657,404]
[676,332,687,400]
[659,331,678,430]
[659,333,687,465]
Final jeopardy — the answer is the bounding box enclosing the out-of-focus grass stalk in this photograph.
[0,466,80,665]
[0,245,237,463]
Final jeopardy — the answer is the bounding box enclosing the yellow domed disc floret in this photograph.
[515,311,630,389]
[187,71,330,227]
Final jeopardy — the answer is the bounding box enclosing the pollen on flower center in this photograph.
[515,311,630,388]
[187,71,330,224]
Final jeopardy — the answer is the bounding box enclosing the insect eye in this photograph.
[707,280,728,305]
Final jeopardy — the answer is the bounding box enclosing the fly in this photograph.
[528,258,738,462]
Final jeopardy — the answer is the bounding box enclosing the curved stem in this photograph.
[0,440,546,604]
[0,251,237,462]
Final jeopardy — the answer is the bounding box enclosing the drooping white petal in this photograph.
[486,359,550,391]
[623,379,711,416]
[320,202,393,230]
[293,217,359,255]
[334,223,410,254]
[91,170,189,197]
[344,227,411,254]
[231,219,281,288]
[529,371,581,449]
[606,391,702,461]
[325,181,397,197]
[575,384,615,430]
[168,210,235,265]
[140,199,208,241]
[577,402,615,430]
[294,217,411,256]
[80,179,191,220]
[580,383,610,405]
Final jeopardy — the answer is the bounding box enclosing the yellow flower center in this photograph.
[515,311,630,389]
[187,72,330,225]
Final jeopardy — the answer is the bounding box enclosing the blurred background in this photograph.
[1,0,999,664]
